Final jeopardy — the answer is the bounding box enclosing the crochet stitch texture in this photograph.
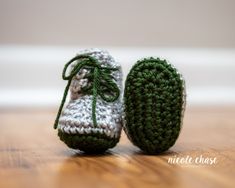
[124,57,186,154]
[54,49,123,153]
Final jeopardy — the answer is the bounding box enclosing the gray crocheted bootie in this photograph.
[54,49,123,153]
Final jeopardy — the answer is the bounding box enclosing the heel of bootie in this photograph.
[124,57,186,154]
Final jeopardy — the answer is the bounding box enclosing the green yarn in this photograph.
[58,130,120,153]
[124,57,185,154]
[54,54,120,129]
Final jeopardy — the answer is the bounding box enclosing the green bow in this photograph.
[54,54,120,129]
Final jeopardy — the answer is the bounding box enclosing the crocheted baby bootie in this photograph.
[124,57,186,154]
[54,49,123,153]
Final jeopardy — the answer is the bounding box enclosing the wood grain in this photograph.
[0,107,234,188]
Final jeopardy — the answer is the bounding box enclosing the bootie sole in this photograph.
[124,58,185,154]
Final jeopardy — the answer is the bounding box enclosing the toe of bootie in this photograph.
[58,96,123,154]
[124,57,186,154]
[58,130,120,154]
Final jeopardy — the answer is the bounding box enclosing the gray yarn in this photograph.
[58,49,123,138]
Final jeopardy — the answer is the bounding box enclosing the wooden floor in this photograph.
[0,107,234,188]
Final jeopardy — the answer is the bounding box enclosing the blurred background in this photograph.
[0,0,235,108]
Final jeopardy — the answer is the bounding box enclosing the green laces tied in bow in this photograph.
[54,55,120,129]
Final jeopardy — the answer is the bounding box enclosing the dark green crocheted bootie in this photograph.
[54,49,123,154]
[124,57,186,154]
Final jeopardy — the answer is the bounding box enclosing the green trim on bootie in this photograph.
[124,57,186,154]
[58,130,120,153]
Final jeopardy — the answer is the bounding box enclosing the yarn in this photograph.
[55,49,123,153]
[124,57,186,154]
[54,55,120,129]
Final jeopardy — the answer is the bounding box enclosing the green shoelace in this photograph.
[54,55,120,129]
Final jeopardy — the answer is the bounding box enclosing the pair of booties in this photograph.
[54,49,186,154]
